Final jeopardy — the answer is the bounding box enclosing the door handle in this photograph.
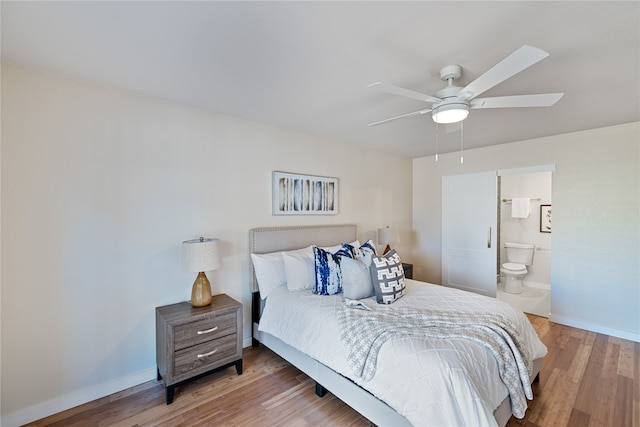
[487,227,492,248]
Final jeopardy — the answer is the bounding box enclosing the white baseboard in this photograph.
[549,314,640,343]
[523,280,550,291]
[1,367,157,427]
[498,279,550,291]
[4,334,256,427]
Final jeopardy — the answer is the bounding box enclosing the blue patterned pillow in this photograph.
[334,245,353,259]
[370,249,406,304]
[313,246,344,295]
[343,239,377,261]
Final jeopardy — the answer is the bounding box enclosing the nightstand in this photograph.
[156,294,243,404]
[402,263,413,279]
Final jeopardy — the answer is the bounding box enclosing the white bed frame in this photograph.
[250,224,540,427]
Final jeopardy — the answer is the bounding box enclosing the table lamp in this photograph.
[377,226,398,255]
[182,237,221,307]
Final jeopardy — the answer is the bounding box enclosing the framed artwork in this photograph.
[540,204,552,233]
[272,171,338,215]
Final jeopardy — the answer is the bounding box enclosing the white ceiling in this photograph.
[2,1,639,158]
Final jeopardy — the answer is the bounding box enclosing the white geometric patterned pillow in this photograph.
[369,249,406,304]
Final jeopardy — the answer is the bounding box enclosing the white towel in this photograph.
[511,198,531,218]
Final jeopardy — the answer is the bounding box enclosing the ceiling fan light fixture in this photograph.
[369,46,560,128]
[432,102,469,124]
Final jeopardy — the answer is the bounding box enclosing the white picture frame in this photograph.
[272,171,338,215]
[540,204,552,233]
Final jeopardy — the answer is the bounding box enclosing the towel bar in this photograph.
[502,198,541,203]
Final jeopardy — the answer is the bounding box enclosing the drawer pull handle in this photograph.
[197,349,218,358]
[197,326,218,335]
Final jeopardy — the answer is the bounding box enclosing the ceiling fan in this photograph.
[368,45,564,126]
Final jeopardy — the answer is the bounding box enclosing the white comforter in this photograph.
[258,280,547,427]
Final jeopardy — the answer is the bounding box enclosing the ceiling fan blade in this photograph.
[457,45,550,101]
[470,93,564,109]
[368,82,442,104]
[368,107,432,126]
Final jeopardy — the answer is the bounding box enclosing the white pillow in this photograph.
[251,252,286,299]
[341,254,375,300]
[282,246,315,291]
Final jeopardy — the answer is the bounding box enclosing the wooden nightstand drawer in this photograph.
[174,334,238,377]
[156,294,243,404]
[174,312,236,350]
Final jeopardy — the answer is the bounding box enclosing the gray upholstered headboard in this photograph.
[249,224,357,293]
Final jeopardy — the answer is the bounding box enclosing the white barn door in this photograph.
[442,172,498,297]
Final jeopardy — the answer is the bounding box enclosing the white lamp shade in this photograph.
[377,227,398,246]
[182,237,221,272]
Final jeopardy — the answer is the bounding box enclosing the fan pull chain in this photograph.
[435,123,439,162]
[460,121,464,164]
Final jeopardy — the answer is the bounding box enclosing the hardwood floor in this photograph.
[507,315,639,427]
[26,315,639,427]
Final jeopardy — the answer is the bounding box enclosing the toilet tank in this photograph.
[504,242,535,265]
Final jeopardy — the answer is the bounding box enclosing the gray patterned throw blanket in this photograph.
[336,305,534,418]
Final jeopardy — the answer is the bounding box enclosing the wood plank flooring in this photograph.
[26,315,639,427]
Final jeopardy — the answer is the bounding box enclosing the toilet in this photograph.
[500,242,535,294]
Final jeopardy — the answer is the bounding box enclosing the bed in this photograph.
[250,224,546,427]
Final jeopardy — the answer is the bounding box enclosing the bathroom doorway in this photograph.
[496,170,552,317]
[441,165,553,317]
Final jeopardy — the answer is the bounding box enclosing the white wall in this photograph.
[500,172,552,286]
[0,63,413,425]
[413,122,640,342]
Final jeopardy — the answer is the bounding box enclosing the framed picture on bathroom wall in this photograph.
[540,204,552,233]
